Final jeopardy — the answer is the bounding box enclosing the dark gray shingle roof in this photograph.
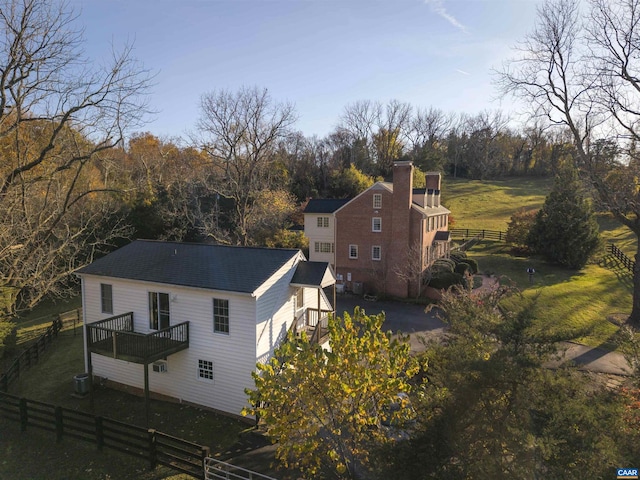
[76,240,300,294]
[291,262,335,288]
[304,199,350,214]
[434,231,451,242]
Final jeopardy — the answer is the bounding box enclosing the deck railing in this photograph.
[290,308,332,344]
[87,314,189,363]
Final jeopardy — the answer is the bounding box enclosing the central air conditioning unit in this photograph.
[152,360,168,373]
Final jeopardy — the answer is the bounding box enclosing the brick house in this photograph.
[305,161,450,298]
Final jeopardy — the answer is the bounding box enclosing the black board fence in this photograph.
[608,243,637,274]
[450,228,506,242]
[0,391,210,479]
[1,317,63,392]
[17,308,83,345]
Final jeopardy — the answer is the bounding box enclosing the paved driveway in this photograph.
[336,294,447,351]
[335,294,631,376]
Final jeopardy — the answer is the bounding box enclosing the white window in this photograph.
[372,217,382,232]
[149,292,170,330]
[198,359,214,382]
[296,288,304,309]
[373,194,382,209]
[317,216,329,228]
[100,284,113,314]
[213,298,229,334]
[372,246,381,261]
[315,242,334,253]
[349,244,358,259]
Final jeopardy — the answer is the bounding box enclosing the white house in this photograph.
[76,240,335,420]
[303,199,350,267]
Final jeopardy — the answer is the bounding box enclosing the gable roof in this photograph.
[334,181,393,215]
[76,240,300,294]
[290,262,336,288]
[304,199,350,214]
[434,231,452,242]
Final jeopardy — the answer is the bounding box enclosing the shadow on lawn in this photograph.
[599,254,634,291]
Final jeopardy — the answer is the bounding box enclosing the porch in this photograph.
[292,307,332,344]
[86,312,189,364]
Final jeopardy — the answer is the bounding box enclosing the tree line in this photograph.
[2,0,640,328]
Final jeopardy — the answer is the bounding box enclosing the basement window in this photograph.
[198,359,214,382]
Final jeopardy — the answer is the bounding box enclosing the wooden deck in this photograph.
[87,313,189,364]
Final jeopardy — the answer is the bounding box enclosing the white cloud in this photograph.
[455,69,471,76]
[424,0,468,33]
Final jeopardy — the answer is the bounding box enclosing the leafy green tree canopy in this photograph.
[244,308,419,480]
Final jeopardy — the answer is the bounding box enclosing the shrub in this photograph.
[429,272,464,290]
[465,258,479,274]
[450,251,468,263]
[432,258,456,273]
[455,262,470,275]
[505,208,538,252]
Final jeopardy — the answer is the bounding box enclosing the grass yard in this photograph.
[444,175,637,256]
[443,175,637,347]
[0,331,285,480]
[443,176,554,232]
[467,241,632,348]
[15,293,82,330]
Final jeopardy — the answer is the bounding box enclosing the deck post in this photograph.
[144,362,150,428]
[333,283,336,318]
[87,333,94,411]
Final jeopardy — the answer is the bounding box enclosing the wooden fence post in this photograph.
[148,429,157,470]
[55,406,64,442]
[200,445,211,479]
[19,398,28,432]
[95,416,104,451]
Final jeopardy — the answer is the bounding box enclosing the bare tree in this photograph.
[392,241,427,299]
[194,86,297,245]
[338,100,412,177]
[498,0,640,326]
[0,0,151,317]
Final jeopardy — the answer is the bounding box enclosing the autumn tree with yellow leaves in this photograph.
[244,308,419,480]
[0,0,151,327]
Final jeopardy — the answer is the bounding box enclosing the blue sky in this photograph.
[73,0,541,139]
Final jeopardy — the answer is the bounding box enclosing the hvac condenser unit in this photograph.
[152,360,168,373]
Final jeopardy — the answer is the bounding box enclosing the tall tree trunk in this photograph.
[631,244,640,328]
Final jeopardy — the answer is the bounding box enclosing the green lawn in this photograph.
[1,332,283,480]
[467,241,632,347]
[444,176,637,257]
[443,176,554,232]
[442,176,636,348]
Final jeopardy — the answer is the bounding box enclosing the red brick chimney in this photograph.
[389,161,414,297]
[425,172,441,207]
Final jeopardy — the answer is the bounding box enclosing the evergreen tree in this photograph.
[527,167,600,269]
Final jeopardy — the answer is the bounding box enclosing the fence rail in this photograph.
[608,243,637,273]
[450,228,506,242]
[1,317,63,392]
[0,391,210,479]
[205,457,277,480]
[17,308,82,345]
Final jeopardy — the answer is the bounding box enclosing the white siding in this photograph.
[81,275,257,416]
[304,213,335,264]
[254,255,301,365]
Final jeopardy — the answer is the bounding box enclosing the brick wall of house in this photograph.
[331,162,449,299]
[334,184,394,295]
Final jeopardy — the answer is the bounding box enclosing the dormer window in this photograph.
[373,194,382,209]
